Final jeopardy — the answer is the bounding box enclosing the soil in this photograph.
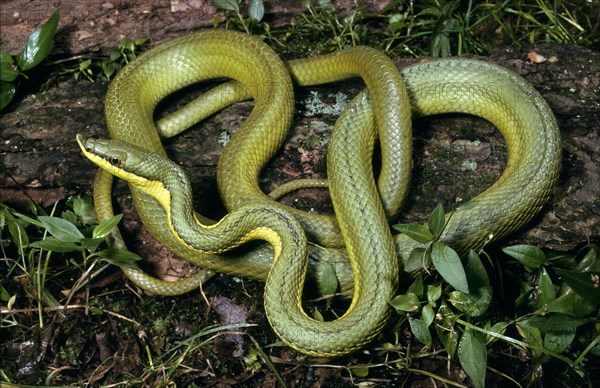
[1,1,599,386]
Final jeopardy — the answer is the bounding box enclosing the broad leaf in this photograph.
[0,81,16,111]
[502,244,546,269]
[214,0,239,11]
[319,262,339,296]
[248,0,265,21]
[431,242,469,293]
[17,10,60,71]
[394,223,435,244]
[0,51,18,82]
[409,317,432,347]
[93,214,123,239]
[458,328,487,388]
[525,313,590,331]
[428,203,446,236]
[30,237,80,252]
[38,215,84,243]
[94,248,142,265]
[555,268,600,304]
[389,293,420,313]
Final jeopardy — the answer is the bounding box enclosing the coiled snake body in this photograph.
[78,30,561,356]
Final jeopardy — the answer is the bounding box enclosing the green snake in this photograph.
[77,30,561,357]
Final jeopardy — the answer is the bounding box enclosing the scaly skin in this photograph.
[81,30,561,356]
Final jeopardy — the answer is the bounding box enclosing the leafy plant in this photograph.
[0,10,60,110]
[0,197,140,329]
[389,204,599,386]
[212,0,265,33]
[52,37,148,81]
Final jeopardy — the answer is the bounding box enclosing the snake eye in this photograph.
[109,157,121,166]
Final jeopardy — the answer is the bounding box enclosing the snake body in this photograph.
[78,30,561,356]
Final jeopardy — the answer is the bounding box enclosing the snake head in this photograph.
[76,134,178,190]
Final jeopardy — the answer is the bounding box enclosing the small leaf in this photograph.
[431,242,469,293]
[428,203,446,236]
[449,287,492,317]
[0,81,16,111]
[248,0,265,22]
[502,244,546,269]
[458,328,487,388]
[93,214,122,239]
[30,237,80,252]
[73,196,96,224]
[7,219,29,247]
[536,267,556,309]
[214,0,240,12]
[426,284,442,303]
[409,317,432,347]
[393,223,435,244]
[38,215,84,242]
[0,51,19,82]
[436,323,458,357]
[81,237,104,253]
[422,304,435,327]
[318,262,339,296]
[16,10,60,71]
[389,293,420,313]
[94,248,142,265]
[554,268,600,304]
[407,274,424,297]
[405,247,430,272]
[351,366,369,377]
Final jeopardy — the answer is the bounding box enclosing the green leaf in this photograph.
[546,292,597,317]
[544,329,576,354]
[7,219,29,247]
[426,284,442,303]
[555,268,600,304]
[409,317,432,347]
[214,0,240,12]
[81,237,104,253]
[536,267,556,309]
[431,242,469,293]
[38,215,84,243]
[407,274,424,297]
[428,203,446,236]
[389,293,420,313]
[436,323,458,357]
[405,247,430,272]
[448,286,492,317]
[525,313,590,331]
[502,244,546,269]
[93,214,122,239]
[0,51,19,82]
[394,223,435,244]
[458,328,487,388]
[351,366,369,377]
[73,196,96,224]
[248,0,265,22]
[516,323,544,358]
[0,81,16,111]
[319,262,339,296]
[465,250,490,288]
[29,237,80,252]
[16,9,60,71]
[94,248,142,265]
[422,304,435,327]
